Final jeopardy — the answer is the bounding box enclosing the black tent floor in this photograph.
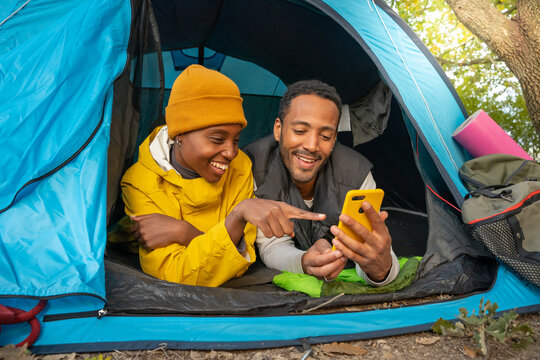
[104,207,496,316]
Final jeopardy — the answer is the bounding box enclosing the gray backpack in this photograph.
[459,154,540,287]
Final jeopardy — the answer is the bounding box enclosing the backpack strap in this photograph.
[464,185,514,202]
[504,160,532,185]
[458,172,487,190]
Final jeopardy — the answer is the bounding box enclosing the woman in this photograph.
[121,65,322,287]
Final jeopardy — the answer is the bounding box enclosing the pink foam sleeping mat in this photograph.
[452,109,533,160]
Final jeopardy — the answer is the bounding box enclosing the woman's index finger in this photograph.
[279,202,326,220]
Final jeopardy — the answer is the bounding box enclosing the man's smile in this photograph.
[293,151,321,169]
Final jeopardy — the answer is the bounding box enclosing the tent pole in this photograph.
[198,46,204,65]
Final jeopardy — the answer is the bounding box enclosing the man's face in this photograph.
[274,94,339,187]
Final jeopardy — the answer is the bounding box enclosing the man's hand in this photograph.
[330,201,392,282]
[301,239,347,280]
[227,198,326,241]
[130,213,203,249]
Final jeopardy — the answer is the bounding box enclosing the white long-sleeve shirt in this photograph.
[255,172,399,286]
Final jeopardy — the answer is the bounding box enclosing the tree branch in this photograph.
[437,38,476,57]
[414,5,437,17]
[436,56,502,67]
[516,0,540,52]
[445,0,521,60]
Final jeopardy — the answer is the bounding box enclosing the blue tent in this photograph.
[1,0,539,354]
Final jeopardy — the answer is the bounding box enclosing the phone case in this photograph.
[336,189,384,244]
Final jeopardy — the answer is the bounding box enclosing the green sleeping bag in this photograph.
[273,257,421,297]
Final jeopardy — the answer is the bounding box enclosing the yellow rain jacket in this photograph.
[121,126,257,287]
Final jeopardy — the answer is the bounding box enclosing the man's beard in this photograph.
[278,141,326,184]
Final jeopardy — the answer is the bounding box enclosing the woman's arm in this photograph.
[122,178,203,249]
[130,213,203,249]
[224,198,326,246]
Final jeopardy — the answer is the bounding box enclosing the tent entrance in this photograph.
[103,0,496,317]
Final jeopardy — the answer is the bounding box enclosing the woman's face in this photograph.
[174,124,242,183]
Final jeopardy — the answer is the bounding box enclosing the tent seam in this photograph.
[0,0,31,27]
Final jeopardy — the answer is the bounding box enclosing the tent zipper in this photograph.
[43,309,207,322]
[43,309,110,322]
[0,101,106,215]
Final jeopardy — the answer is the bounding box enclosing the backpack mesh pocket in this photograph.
[469,217,540,287]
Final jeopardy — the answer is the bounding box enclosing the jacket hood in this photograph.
[137,126,185,187]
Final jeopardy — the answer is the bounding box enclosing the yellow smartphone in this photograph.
[333,189,384,247]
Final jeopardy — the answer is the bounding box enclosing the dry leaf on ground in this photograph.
[415,336,441,345]
[319,342,368,356]
[189,350,204,360]
[0,344,34,360]
[462,345,479,358]
[42,354,76,360]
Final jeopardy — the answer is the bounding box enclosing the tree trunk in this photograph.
[445,0,540,140]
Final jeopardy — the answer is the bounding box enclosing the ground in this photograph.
[1,312,539,360]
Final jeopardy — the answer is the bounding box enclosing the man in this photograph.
[243,80,399,285]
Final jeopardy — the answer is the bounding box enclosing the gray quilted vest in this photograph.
[243,135,372,250]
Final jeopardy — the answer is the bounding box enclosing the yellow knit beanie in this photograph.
[165,64,247,139]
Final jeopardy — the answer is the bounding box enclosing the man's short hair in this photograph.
[278,80,342,121]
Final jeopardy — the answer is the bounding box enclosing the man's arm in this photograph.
[256,231,305,273]
[331,201,397,285]
[256,229,347,278]
[356,249,399,286]
[253,178,344,277]
[337,171,399,286]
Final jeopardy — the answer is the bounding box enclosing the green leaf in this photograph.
[432,317,455,334]
[85,354,112,360]
[498,310,518,325]
[510,336,534,350]
[486,327,507,342]
[461,314,486,327]
[485,301,498,315]
[507,322,535,350]
[424,294,535,353]
[509,322,534,336]
[442,321,466,337]
[485,313,508,336]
